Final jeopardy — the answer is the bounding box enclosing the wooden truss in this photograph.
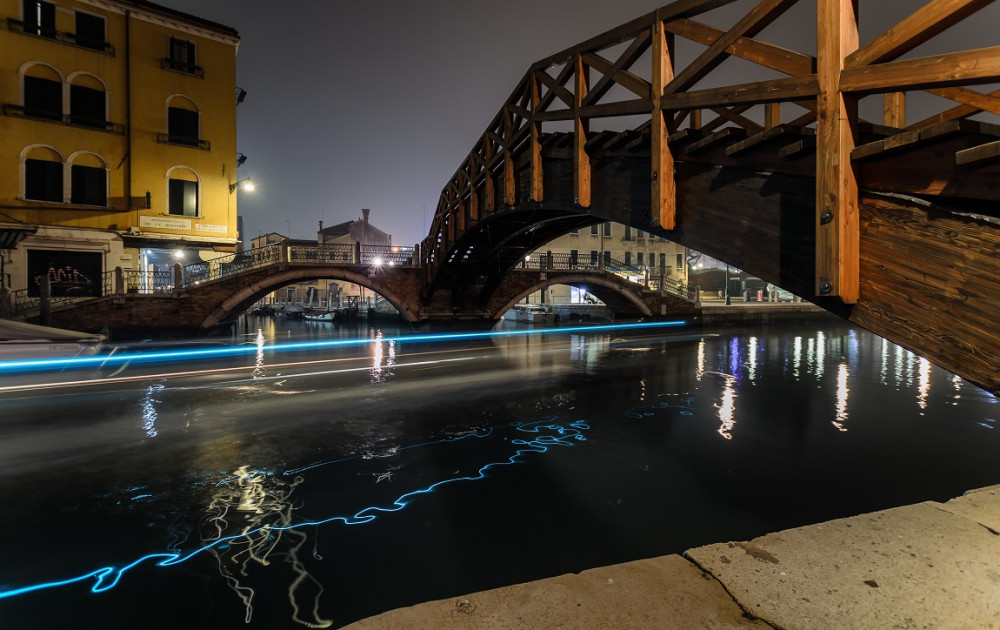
[425,0,1000,304]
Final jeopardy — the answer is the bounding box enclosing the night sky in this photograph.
[153,0,999,247]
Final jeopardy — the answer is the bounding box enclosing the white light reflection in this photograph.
[716,375,737,440]
[952,374,963,406]
[815,331,826,380]
[905,350,915,387]
[894,345,905,388]
[747,337,758,383]
[806,337,815,376]
[917,357,932,413]
[141,383,164,438]
[879,337,888,385]
[792,336,802,379]
[252,328,266,380]
[371,331,384,381]
[833,362,849,432]
[696,339,705,381]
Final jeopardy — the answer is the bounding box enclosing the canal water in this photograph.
[0,315,997,629]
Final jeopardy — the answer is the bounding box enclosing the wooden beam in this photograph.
[530,72,544,202]
[765,102,780,128]
[816,0,860,303]
[663,0,799,96]
[503,108,515,205]
[663,17,815,76]
[536,60,575,111]
[574,54,592,208]
[956,139,1000,167]
[579,98,651,119]
[581,52,651,99]
[925,86,1000,117]
[883,91,906,128]
[661,74,819,110]
[907,87,1000,129]
[846,0,994,67]
[652,21,676,229]
[840,46,1000,94]
[708,106,764,133]
[582,31,652,107]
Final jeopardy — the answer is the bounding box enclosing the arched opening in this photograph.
[21,62,62,121]
[68,151,108,206]
[21,145,64,202]
[165,95,201,147]
[165,165,199,217]
[67,72,107,129]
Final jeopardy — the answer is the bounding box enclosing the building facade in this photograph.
[527,222,689,304]
[0,0,240,299]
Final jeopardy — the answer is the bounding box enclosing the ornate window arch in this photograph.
[166,166,200,217]
[68,151,108,206]
[20,145,65,203]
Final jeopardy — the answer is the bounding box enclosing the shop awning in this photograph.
[0,220,37,249]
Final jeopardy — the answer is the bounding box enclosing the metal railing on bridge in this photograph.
[519,252,697,302]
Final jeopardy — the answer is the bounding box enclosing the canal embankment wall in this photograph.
[346,484,1000,629]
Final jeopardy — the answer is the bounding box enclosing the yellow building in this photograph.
[0,0,240,299]
[526,223,689,305]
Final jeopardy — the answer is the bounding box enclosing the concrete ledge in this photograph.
[345,555,768,629]
[349,486,1000,629]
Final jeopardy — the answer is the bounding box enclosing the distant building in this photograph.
[318,208,390,247]
[0,0,241,296]
[250,209,392,308]
[525,222,689,304]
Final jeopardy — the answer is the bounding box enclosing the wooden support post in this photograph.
[484,145,496,213]
[765,102,781,128]
[691,108,702,129]
[503,109,515,205]
[447,214,456,245]
[651,19,676,229]
[816,0,860,303]
[469,187,479,222]
[530,72,544,202]
[457,201,467,233]
[884,91,906,128]
[574,54,591,207]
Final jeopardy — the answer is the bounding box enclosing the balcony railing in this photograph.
[6,18,114,54]
[3,104,124,134]
[160,57,204,78]
[156,133,210,150]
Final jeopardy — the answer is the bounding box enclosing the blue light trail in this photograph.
[0,417,590,602]
[0,320,686,375]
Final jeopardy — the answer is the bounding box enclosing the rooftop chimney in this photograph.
[362,208,370,224]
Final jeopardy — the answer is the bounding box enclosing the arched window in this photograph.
[22,63,62,121]
[22,145,64,202]
[68,72,107,129]
[69,152,107,206]
[166,95,200,147]
[167,166,199,217]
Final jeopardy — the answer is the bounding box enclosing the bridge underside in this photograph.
[432,130,1000,393]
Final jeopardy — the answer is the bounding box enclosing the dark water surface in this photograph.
[0,315,996,628]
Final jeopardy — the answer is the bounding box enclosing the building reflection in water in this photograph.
[716,374,737,440]
[252,328,266,380]
[200,465,333,628]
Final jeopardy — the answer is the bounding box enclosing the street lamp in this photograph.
[229,177,254,193]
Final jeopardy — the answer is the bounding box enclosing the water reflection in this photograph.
[140,382,164,438]
[716,374,737,440]
[252,328,266,380]
[833,363,849,432]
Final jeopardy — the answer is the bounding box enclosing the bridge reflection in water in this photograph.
[0,318,996,628]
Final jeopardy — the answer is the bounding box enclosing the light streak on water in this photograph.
[0,417,593,605]
[880,337,888,386]
[833,362,849,432]
[792,336,802,380]
[0,320,686,375]
[716,375,737,440]
[140,383,163,438]
[696,339,705,381]
[815,331,826,380]
[917,357,932,413]
[747,337,758,383]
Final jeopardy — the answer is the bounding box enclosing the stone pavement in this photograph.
[346,485,1000,629]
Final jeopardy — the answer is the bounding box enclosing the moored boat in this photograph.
[0,319,104,360]
[507,303,556,324]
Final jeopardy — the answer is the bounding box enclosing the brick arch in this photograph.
[486,273,653,321]
[198,267,422,329]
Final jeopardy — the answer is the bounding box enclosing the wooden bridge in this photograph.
[24,0,1000,394]
[420,0,1000,393]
